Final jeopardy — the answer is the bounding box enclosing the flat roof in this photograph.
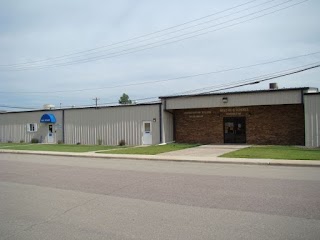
[0,102,161,114]
[159,87,315,99]
[304,92,320,95]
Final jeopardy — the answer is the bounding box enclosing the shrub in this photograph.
[57,140,63,144]
[97,139,103,145]
[119,139,125,146]
[76,142,81,145]
[31,138,39,143]
[20,140,25,143]
[7,140,13,143]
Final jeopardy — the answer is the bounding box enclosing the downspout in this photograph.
[159,104,162,143]
[62,109,65,143]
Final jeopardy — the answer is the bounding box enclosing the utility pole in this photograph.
[92,97,100,108]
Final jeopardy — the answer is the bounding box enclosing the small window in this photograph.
[144,122,151,133]
[27,123,38,132]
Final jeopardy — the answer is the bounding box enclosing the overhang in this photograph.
[40,113,56,123]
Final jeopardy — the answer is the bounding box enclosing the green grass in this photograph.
[99,143,200,155]
[0,143,123,152]
[221,145,320,160]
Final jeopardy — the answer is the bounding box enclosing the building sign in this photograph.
[220,108,249,116]
[184,110,212,118]
[40,113,56,123]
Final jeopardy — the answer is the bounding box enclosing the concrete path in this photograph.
[159,144,249,157]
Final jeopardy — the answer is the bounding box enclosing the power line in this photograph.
[98,62,320,105]
[2,62,319,111]
[175,62,320,96]
[202,64,320,94]
[16,0,277,68]
[1,50,319,94]
[0,0,262,68]
[1,0,307,71]
[0,105,37,110]
[7,0,300,71]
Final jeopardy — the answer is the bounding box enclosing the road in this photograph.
[1,153,320,240]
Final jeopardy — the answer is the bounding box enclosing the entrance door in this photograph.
[48,124,55,143]
[224,117,246,143]
[142,121,152,145]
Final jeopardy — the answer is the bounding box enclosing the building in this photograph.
[0,103,172,146]
[0,86,319,147]
[160,86,319,147]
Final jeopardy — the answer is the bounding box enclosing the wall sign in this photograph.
[184,110,212,118]
[219,108,249,116]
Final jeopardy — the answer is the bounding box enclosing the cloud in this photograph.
[0,0,319,110]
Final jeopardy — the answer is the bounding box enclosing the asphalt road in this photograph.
[1,153,320,240]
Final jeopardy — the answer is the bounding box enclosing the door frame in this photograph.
[47,124,55,143]
[142,121,152,145]
[223,117,246,144]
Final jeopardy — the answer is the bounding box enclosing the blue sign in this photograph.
[40,114,56,123]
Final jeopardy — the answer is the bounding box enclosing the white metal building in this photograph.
[0,103,173,146]
[304,93,320,147]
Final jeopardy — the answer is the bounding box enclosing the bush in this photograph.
[97,139,103,145]
[20,140,25,143]
[31,138,39,143]
[119,139,125,146]
[57,140,63,144]
[76,142,81,145]
[7,140,13,143]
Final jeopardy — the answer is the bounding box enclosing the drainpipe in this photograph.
[159,104,163,144]
[62,109,65,143]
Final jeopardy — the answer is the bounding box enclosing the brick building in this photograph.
[160,87,318,146]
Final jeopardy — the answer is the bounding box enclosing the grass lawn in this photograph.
[0,143,123,152]
[220,145,320,160]
[99,143,200,155]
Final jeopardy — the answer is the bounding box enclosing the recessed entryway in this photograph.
[224,117,246,144]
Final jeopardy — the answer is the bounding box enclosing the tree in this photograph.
[118,93,132,104]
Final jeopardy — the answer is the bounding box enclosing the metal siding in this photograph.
[161,103,174,143]
[304,95,320,147]
[0,111,63,143]
[64,105,160,145]
[166,91,302,110]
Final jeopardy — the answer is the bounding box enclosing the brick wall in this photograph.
[174,104,305,145]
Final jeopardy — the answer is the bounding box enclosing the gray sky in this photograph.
[0,0,319,110]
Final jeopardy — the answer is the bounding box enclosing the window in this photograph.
[144,122,151,133]
[27,123,38,132]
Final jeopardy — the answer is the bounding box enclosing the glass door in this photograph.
[224,117,246,143]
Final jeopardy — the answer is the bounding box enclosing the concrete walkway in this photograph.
[1,145,320,167]
[159,144,249,158]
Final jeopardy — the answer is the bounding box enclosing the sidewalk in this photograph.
[1,149,320,167]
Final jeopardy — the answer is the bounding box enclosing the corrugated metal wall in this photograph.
[64,104,161,145]
[161,104,174,143]
[304,94,320,147]
[165,90,303,110]
[0,111,63,143]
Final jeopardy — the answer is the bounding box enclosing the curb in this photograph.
[1,150,320,167]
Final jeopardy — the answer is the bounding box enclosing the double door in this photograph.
[224,117,246,143]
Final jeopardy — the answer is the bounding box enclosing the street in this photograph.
[1,153,320,240]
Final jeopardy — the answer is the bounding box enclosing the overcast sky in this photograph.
[0,0,319,110]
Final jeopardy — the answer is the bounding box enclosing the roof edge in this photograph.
[0,102,161,114]
[159,87,313,99]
